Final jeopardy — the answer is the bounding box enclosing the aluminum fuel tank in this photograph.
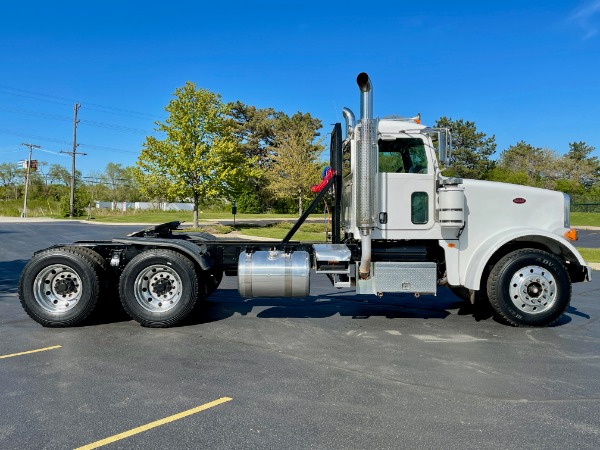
[238,250,310,298]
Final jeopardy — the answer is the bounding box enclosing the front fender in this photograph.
[463,228,589,290]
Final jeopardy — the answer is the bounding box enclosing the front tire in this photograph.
[18,247,101,327]
[487,249,571,327]
[119,249,199,327]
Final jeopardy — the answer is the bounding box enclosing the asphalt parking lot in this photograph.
[1,221,599,449]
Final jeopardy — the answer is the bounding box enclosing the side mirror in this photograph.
[424,127,452,165]
[438,130,448,163]
[436,128,451,164]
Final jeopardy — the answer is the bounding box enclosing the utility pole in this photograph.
[21,143,41,218]
[61,103,86,217]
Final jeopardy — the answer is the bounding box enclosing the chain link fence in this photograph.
[572,203,600,213]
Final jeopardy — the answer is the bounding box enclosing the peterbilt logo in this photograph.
[513,198,527,204]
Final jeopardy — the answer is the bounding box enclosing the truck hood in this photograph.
[460,179,567,235]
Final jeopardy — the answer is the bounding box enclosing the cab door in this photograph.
[376,137,435,238]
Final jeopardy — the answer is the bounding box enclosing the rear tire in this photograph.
[67,246,112,290]
[119,249,199,327]
[487,249,571,327]
[67,246,126,319]
[18,247,101,327]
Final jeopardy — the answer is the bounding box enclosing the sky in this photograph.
[1,0,600,177]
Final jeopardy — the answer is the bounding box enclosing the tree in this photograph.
[131,169,175,205]
[27,161,48,200]
[48,163,76,187]
[100,163,141,203]
[44,163,83,204]
[493,141,559,188]
[137,82,256,227]
[487,140,600,196]
[0,162,20,199]
[59,187,91,217]
[229,101,277,167]
[566,141,597,162]
[563,141,599,189]
[435,117,496,179]
[266,112,324,215]
[102,162,126,202]
[228,102,283,212]
[121,166,143,202]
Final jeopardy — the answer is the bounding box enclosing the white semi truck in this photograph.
[19,73,591,328]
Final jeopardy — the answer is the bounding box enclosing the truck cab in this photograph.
[336,73,591,327]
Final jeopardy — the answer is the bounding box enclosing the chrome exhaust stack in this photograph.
[355,72,377,279]
[342,107,355,137]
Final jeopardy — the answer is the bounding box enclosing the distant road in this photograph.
[574,229,600,248]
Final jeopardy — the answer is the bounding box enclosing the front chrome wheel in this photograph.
[487,248,571,327]
[508,265,557,314]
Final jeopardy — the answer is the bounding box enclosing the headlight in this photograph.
[563,193,571,228]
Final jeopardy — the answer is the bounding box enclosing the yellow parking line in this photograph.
[0,345,62,359]
[74,397,233,450]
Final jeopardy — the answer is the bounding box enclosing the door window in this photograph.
[411,192,429,224]
[378,138,427,174]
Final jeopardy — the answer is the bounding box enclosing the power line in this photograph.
[0,129,139,154]
[77,142,140,154]
[38,148,69,156]
[0,106,70,122]
[0,90,73,108]
[0,128,71,145]
[0,145,23,155]
[0,106,161,135]
[0,85,164,120]
[80,119,158,135]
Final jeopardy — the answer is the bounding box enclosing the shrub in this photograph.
[59,189,92,217]
[237,192,265,214]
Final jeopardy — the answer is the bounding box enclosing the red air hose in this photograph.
[311,167,334,193]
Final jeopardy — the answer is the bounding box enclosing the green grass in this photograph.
[175,220,329,241]
[88,209,193,223]
[570,212,600,227]
[236,223,328,241]
[577,248,600,263]
[0,199,61,217]
[175,224,236,234]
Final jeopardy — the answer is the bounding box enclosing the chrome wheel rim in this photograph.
[133,264,183,313]
[509,265,557,314]
[33,264,83,313]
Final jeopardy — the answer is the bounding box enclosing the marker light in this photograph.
[564,229,578,241]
